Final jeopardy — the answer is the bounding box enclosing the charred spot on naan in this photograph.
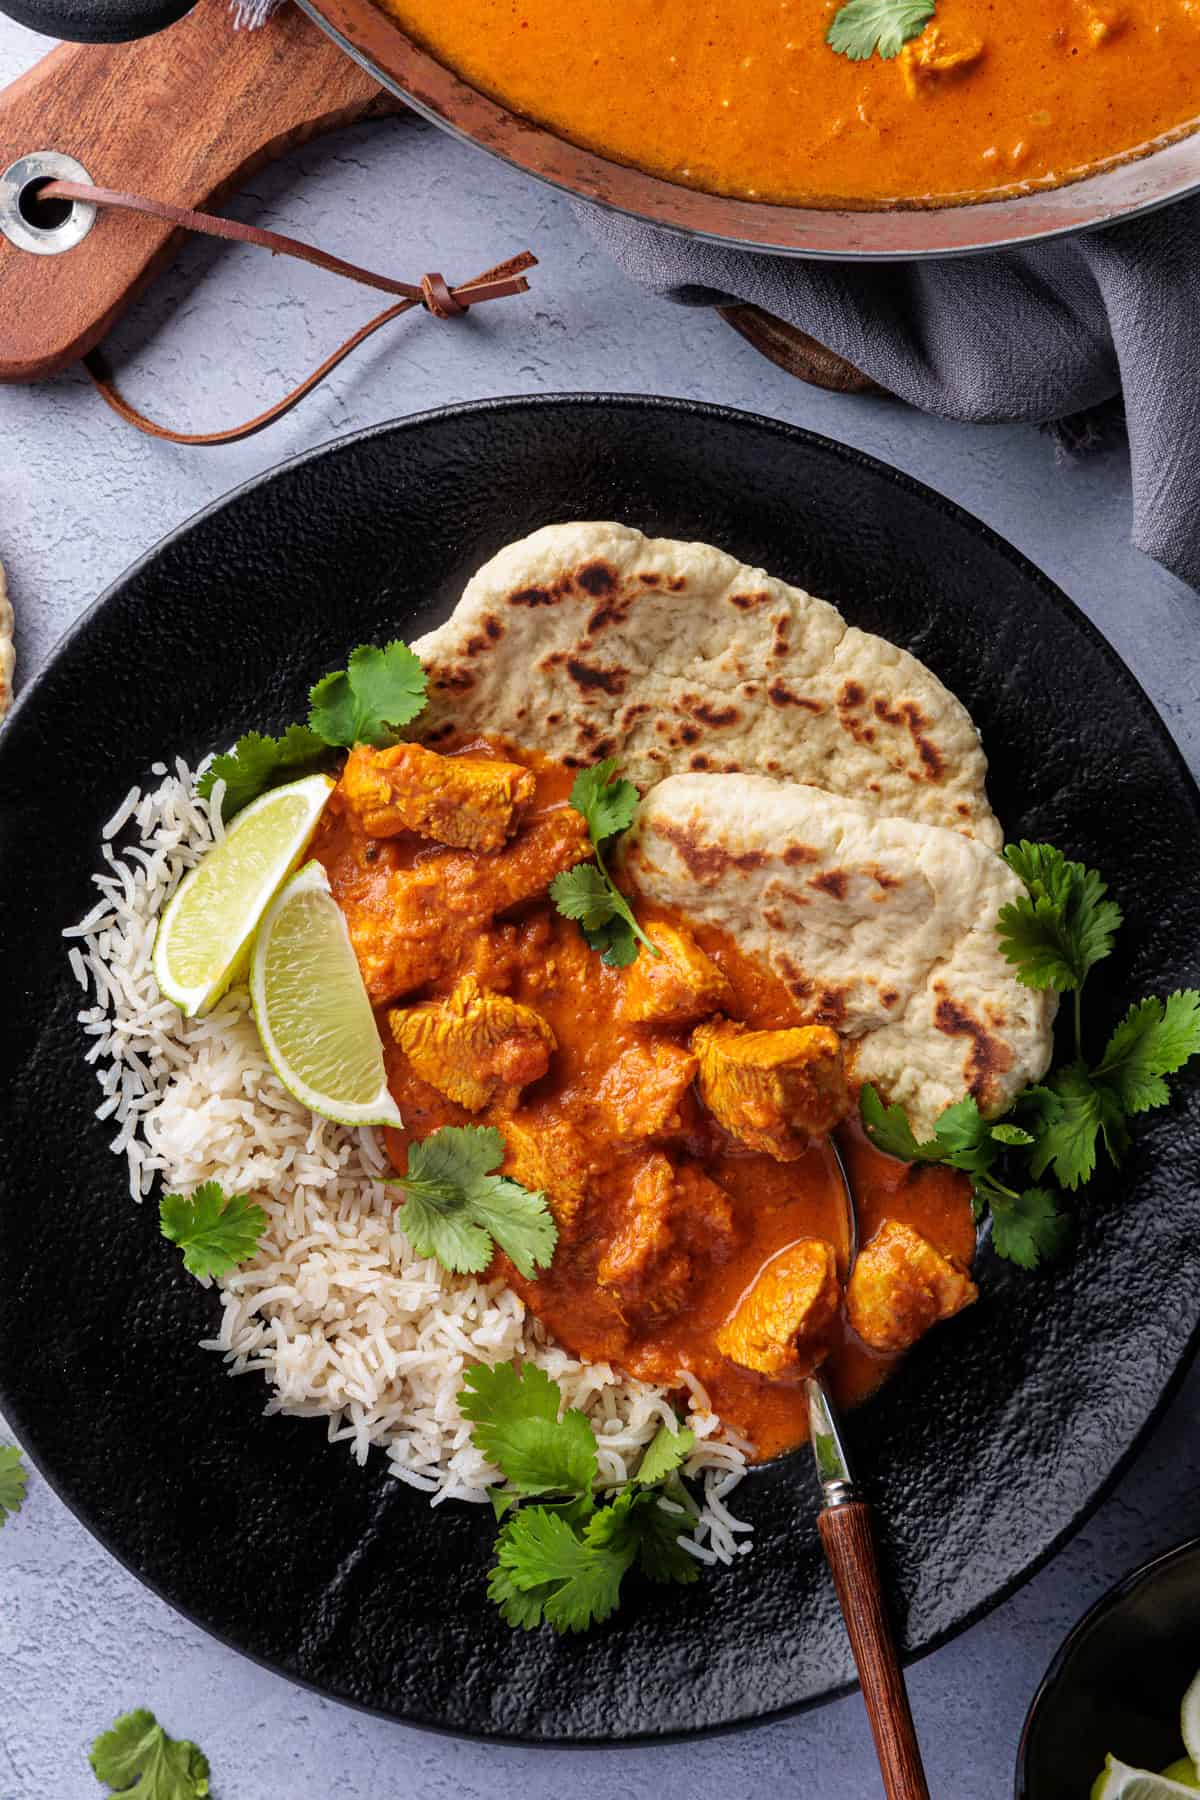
[836,680,948,785]
[932,987,1015,1108]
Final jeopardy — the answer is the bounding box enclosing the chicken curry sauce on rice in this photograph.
[313,733,981,1459]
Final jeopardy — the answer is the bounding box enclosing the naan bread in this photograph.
[0,557,12,723]
[413,522,1001,848]
[622,773,1055,1134]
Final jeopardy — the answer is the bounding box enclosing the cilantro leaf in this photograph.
[1096,991,1200,1115]
[567,761,640,845]
[487,1556,560,1630]
[826,0,934,60]
[308,641,427,749]
[931,1098,997,1176]
[550,863,621,933]
[628,1497,701,1586]
[551,760,657,964]
[860,1085,942,1162]
[88,1708,210,1799]
[989,1123,1035,1147]
[584,914,639,968]
[997,843,1122,992]
[159,1182,267,1281]
[0,1445,27,1526]
[495,1505,630,1633]
[391,1125,557,1279]
[196,724,333,820]
[1028,1064,1116,1190]
[465,1365,707,1633]
[635,1422,695,1486]
[582,1487,700,1588]
[460,1361,597,1495]
[989,1188,1071,1270]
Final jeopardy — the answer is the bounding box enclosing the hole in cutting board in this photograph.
[17,178,74,232]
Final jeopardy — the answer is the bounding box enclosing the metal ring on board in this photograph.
[0,153,98,255]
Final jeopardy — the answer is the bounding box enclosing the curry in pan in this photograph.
[380,0,1200,207]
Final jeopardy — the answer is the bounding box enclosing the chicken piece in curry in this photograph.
[846,1219,978,1353]
[312,737,978,1460]
[693,1017,850,1161]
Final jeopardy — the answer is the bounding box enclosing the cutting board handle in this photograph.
[0,0,398,382]
[0,0,191,45]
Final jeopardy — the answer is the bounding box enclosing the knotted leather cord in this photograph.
[39,179,536,446]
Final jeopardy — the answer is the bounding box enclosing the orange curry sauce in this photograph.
[312,741,975,1462]
[382,0,1200,207]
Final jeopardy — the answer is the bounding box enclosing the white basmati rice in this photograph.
[67,762,752,1561]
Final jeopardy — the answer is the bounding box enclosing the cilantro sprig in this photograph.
[89,1708,210,1800]
[159,1181,268,1281]
[460,1361,699,1632]
[862,842,1200,1269]
[0,1444,27,1527]
[549,761,659,967]
[197,641,428,820]
[826,0,934,61]
[388,1125,557,1279]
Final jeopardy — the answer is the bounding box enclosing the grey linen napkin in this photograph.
[581,195,1200,590]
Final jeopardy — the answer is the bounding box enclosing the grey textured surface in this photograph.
[2,15,1200,1796]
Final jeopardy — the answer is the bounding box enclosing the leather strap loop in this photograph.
[39,178,536,445]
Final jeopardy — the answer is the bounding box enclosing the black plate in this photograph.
[2,396,1199,1746]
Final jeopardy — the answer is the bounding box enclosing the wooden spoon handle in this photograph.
[818,1500,930,1800]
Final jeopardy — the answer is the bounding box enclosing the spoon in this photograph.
[803,1139,930,1800]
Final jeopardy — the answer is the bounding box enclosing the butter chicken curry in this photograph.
[381,0,1200,207]
[313,737,977,1461]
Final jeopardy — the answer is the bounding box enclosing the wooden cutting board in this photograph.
[0,0,399,381]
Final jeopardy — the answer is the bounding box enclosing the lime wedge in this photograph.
[153,773,334,1016]
[1092,1755,1200,1799]
[1182,1672,1200,1770]
[250,859,402,1129]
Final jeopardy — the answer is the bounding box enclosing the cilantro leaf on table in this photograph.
[459,1361,597,1496]
[989,1188,1071,1271]
[88,1708,210,1800]
[826,0,934,60]
[390,1125,557,1279]
[196,723,333,819]
[308,641,428,748]
[997,842,1122,997]
[1095,991,1200,1115]
[159,1181,267,1281]
[0,1445,27,1527]
[550,760,658,965]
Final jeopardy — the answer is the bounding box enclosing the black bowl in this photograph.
[1016,1537,1200,1797]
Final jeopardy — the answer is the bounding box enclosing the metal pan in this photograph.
[5,0,1200,257]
